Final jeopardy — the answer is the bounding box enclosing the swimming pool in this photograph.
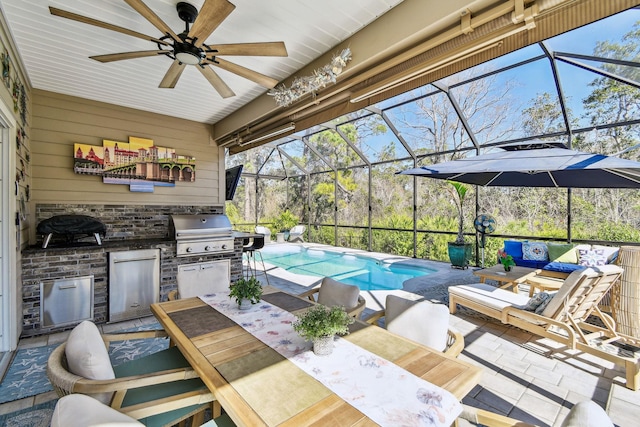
[259,245,435,291]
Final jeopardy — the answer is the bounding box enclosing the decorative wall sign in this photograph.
[73,136,196,193]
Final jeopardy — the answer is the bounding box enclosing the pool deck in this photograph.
[3,242,638,426]
[257,243,640,427]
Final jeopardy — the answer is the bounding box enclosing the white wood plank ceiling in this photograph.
[0,0,403,124]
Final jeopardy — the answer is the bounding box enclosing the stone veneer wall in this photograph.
[35,203,224,243]
[22,203,244,337]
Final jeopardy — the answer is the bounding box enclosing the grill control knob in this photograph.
[186,247,193,253]
[221,244,227,250]
[205,246,212,251]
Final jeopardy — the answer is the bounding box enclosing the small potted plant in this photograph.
[229,276,263,310]
[498,249,516,272]
[293,305,354,356]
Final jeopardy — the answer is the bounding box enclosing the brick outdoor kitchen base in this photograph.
[21,203,243,337]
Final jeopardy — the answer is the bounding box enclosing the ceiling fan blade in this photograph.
[212,42,288,57]
[197,65,235,98]
[49,7,169,45]
[90,50,166,63]
[159,61,187,88]
[124,0,180,41]
[188,0,235,47]
[210,58,279,88]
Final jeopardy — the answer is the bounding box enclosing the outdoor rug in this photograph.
[0,321,167,404]
[0,399,57,427]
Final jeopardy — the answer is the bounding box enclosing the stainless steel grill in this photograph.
[170,214,235,257]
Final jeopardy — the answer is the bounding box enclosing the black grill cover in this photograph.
[37,215,106,236]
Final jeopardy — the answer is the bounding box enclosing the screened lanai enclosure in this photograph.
[226,7,640,265]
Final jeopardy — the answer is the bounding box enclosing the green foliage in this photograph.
[292,305,354,341]
[228,277,263,305]
[447,181,470,244]
[272,210,299,232]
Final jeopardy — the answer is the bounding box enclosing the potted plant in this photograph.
[447,180,473,269]
[272,210,299,241]
[229,276,263,310]
[498,249,516,272]
[292,305,354,356]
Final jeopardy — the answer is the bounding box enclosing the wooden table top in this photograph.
[474,264,538,287]
[151,287,482,427]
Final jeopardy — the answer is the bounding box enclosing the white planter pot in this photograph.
[312,335,334,356]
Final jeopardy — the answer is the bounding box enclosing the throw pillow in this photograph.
[534,293,554,315]
[522,242,548,261]
[518,292,553,312]
[591,245,619,264]
[547,243,577,263]
[578,249,607,267]
[503,240,523,259]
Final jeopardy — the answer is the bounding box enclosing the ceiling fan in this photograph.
[49,0,288,98]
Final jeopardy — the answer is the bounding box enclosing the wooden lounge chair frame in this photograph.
[449,265,640,390]
[47,329,220,423]
[364,309,465,357]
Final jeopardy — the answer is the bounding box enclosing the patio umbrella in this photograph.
[398,142,640,188]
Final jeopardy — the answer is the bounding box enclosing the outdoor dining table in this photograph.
[150,286,483,426]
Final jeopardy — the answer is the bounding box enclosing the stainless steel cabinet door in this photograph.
[109,248,160,322]
[177,259,230,298]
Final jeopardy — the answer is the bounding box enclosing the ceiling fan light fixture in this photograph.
[175,50,201,65]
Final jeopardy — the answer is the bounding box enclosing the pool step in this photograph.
[333,269,369,281]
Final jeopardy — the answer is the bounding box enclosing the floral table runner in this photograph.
[200,292,462,427]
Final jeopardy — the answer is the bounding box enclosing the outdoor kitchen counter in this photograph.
[22,237,174,253]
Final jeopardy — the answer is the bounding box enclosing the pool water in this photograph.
[259,245,434,291]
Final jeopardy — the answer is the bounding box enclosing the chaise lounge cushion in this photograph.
[448,283,531,312]
[385,295,449,352]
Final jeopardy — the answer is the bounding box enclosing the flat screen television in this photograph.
[225,165,243,201]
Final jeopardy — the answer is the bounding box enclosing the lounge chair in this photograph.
[363,295,464,357]
[47,320,220,425]
[299,276,366,319]
[288,225,305,242]
[448,265,640,390]
[255,225,271,244]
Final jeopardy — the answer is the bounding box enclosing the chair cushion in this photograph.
[317,277,360,310]
[51,394,143,427]
[541,267,590,318]
[542,262,584,274]
[547,243,576,263]
[66,320,115,380]
[561,400,614,427]
[522,242,548,261]
[385,295,449,352]
[65,321,116,404]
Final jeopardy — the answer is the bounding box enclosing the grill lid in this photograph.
[170,214,232,240]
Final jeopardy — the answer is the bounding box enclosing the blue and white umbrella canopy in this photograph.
[398,143,640,188]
